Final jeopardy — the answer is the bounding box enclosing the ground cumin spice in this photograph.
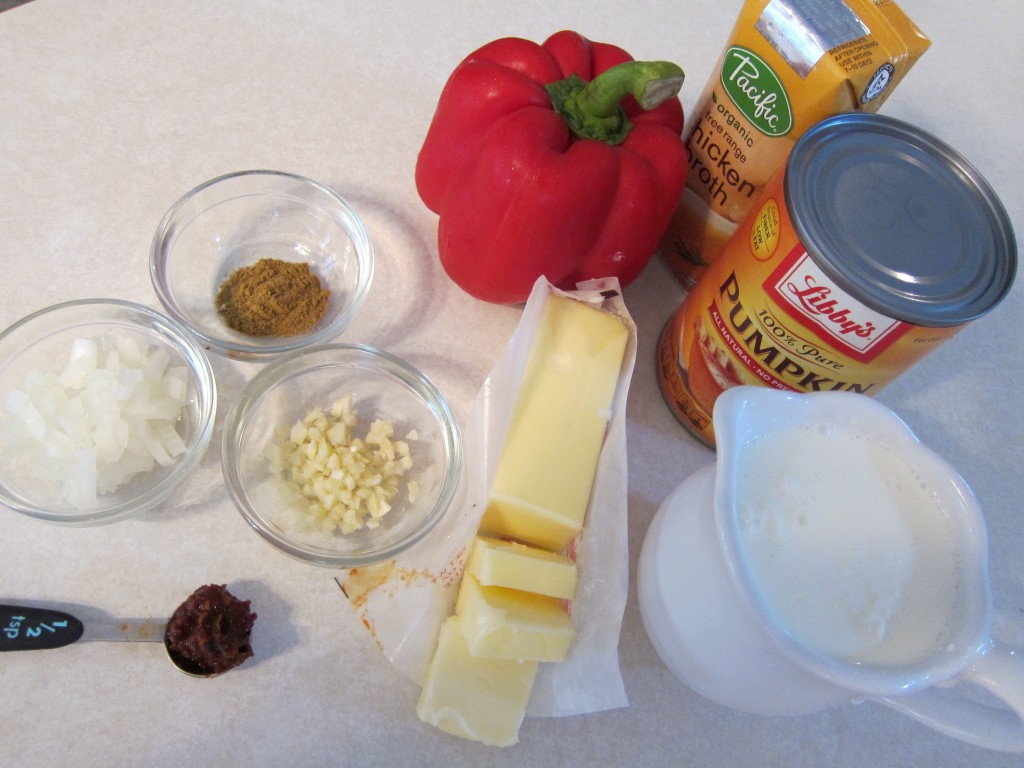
[216,258,331,337]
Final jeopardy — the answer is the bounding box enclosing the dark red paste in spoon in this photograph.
[164,584,257,676]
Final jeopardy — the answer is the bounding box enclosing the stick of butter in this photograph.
[466,535,579,600]
[456,573,576,663]
[416,616,538,747]
[481,295,628,551]
[417,291,628,746]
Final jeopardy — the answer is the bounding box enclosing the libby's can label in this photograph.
[658,113,1017,447]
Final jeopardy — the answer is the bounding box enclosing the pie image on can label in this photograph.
[657,113,1017,447]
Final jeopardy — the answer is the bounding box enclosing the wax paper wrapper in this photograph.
[340,276,635,717]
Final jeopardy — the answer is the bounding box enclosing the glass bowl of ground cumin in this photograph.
[150,170,374,362]
[222,343,463,567]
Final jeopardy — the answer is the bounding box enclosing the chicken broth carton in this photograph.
[661,0,929,290]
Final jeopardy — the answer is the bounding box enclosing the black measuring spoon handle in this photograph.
[0,604,85,651]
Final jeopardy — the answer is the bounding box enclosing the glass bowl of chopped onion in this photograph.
[149,170,374,362]
[222,343,462,567]
[0,299,217,525]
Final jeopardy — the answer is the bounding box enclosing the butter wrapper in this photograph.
[340,275,636,717]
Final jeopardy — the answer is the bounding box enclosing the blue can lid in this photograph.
[784,114,1017,327]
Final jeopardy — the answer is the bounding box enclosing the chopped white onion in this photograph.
[2,332,191,509]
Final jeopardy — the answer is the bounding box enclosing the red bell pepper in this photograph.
[416,30,689,304]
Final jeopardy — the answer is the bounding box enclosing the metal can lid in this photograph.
[784,113,1017,327]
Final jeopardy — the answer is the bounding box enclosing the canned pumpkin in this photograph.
[658,113,1017,447]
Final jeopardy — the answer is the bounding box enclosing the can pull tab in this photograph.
[0,604,85,651]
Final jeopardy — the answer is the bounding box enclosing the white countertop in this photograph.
[1,1,1022,765]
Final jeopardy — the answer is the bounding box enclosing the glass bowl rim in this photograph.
[0,297,218,525]
[148,169,375,362]
[221,342,463,567]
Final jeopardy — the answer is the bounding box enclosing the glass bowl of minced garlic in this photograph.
[150,170,373,362]
[221,343,462,567]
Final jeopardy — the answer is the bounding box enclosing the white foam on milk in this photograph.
[735,424,963,668]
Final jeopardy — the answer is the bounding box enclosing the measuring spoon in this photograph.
[0,603,214,677]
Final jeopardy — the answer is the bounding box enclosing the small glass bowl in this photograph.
[150,170,373,362]
[0,299,217,525]
[222,344,462,568]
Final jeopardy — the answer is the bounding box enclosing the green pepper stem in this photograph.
[546,60,685,145]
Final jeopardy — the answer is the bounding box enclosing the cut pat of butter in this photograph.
[417,616,538,747]
[481,295,628,551]
[467,535,578,600]
[456,573,576,663]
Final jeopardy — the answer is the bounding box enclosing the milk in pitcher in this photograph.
[735,423,963,668]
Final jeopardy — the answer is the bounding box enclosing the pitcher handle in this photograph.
[876,640,1024,752]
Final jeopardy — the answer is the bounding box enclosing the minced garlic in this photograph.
[266,395,414,534]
